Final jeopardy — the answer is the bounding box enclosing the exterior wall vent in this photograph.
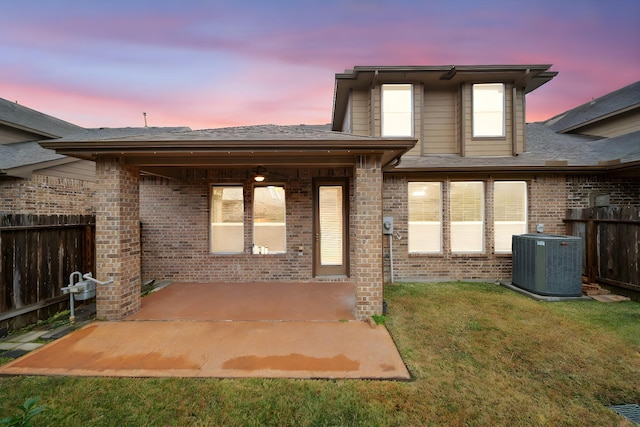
[511,234,583,297]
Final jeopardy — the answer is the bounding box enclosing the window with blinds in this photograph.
[319,186,343,265]
[494,181,527,253]
[210,186,244,253]
[408,182,442,253]
[451,181,484,253]
[382,84,413,137]
[253,186,286,254]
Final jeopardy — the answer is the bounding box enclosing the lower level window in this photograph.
[253,186,286,254]
[494,181,527,253]
[408,182,442,253]
[450,182,484,253]
[210,186,244,253]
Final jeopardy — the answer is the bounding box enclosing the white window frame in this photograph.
[494,181,528,253]
[450,181,485,253]
[253,185,286,254]
[210,185,244,254]
[472,83,505,138]
[382,84,413,137]
[408,182,442,254]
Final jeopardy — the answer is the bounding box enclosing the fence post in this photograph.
[586,219,597,285]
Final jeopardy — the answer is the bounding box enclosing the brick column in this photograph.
[353,154,383,320]
[95,157,141,320]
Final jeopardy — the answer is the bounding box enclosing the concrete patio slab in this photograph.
[127,282,357,321]
[0,321,410,380]
[0,282,408,379]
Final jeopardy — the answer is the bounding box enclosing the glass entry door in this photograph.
[313,179,349,276]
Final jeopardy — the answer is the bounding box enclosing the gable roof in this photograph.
[0,97,83,138]
[544,80,640,133]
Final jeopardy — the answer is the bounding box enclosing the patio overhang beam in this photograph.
[41,138,417,170]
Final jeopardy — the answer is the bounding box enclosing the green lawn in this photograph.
[1,282,639,426]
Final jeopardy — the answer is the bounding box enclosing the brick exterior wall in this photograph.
[567,174,640,208]
[0,174,95,215]
[95,157,141,320]
[353,155,384,319]
[382,173,569,282]
[139,167,354,283]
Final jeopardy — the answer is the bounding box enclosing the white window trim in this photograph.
[472,83,506,138]
[450,181,485,254]
[253,185,287,254]
[408,181,442,254]
[494,181,528,254]
[381,84,414,137]
[210,184,245,254]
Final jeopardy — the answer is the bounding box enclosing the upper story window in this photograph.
[382,84,413,137]
[472,83,505,138]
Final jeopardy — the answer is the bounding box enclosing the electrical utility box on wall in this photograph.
[382,217,394,235]
[511,234,583,297]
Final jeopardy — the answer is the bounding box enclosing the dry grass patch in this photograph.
[385,282,640,425]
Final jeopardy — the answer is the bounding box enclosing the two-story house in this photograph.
[332,66,639,283]
[39,65,640,322]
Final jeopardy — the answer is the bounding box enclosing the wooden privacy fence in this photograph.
[0,214,95,329]
[565,206,640,295]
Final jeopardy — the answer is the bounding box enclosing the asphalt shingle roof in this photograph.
[0,97,82,137]
[1,127,191,172]
[395,123,639,170]
[544,80,640,133]
[53,124,372,143]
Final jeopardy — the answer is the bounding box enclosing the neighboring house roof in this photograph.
[1,125,191,177]
[392,124,640,173]
[544,80,640,133]
[0,97,83,138]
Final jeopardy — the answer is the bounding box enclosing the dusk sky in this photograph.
[1,0,638,130]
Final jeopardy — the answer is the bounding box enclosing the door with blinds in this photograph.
[313,179,349,276]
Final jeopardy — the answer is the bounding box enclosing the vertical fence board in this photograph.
[0,214,96,329]
[566,206,640,290]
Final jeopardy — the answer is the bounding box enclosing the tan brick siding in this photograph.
[567,175,640,208]
[139,167,355,284]
[382,173,571,282]
[0,174,95,215]
[353,155,384,319]
[95,157,141,320]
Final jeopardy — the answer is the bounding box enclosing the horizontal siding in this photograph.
[38,160,96,182]
[515,88,525,153]
[405,84,422,156]
[351,89,370,136]
[0,125,41,144]
[463,82,514,156]
[576,109,640,137]
[423,90,457,154]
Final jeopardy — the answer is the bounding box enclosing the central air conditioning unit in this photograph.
[511,234,583,297]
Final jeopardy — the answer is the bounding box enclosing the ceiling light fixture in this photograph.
[252,166,267,182]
